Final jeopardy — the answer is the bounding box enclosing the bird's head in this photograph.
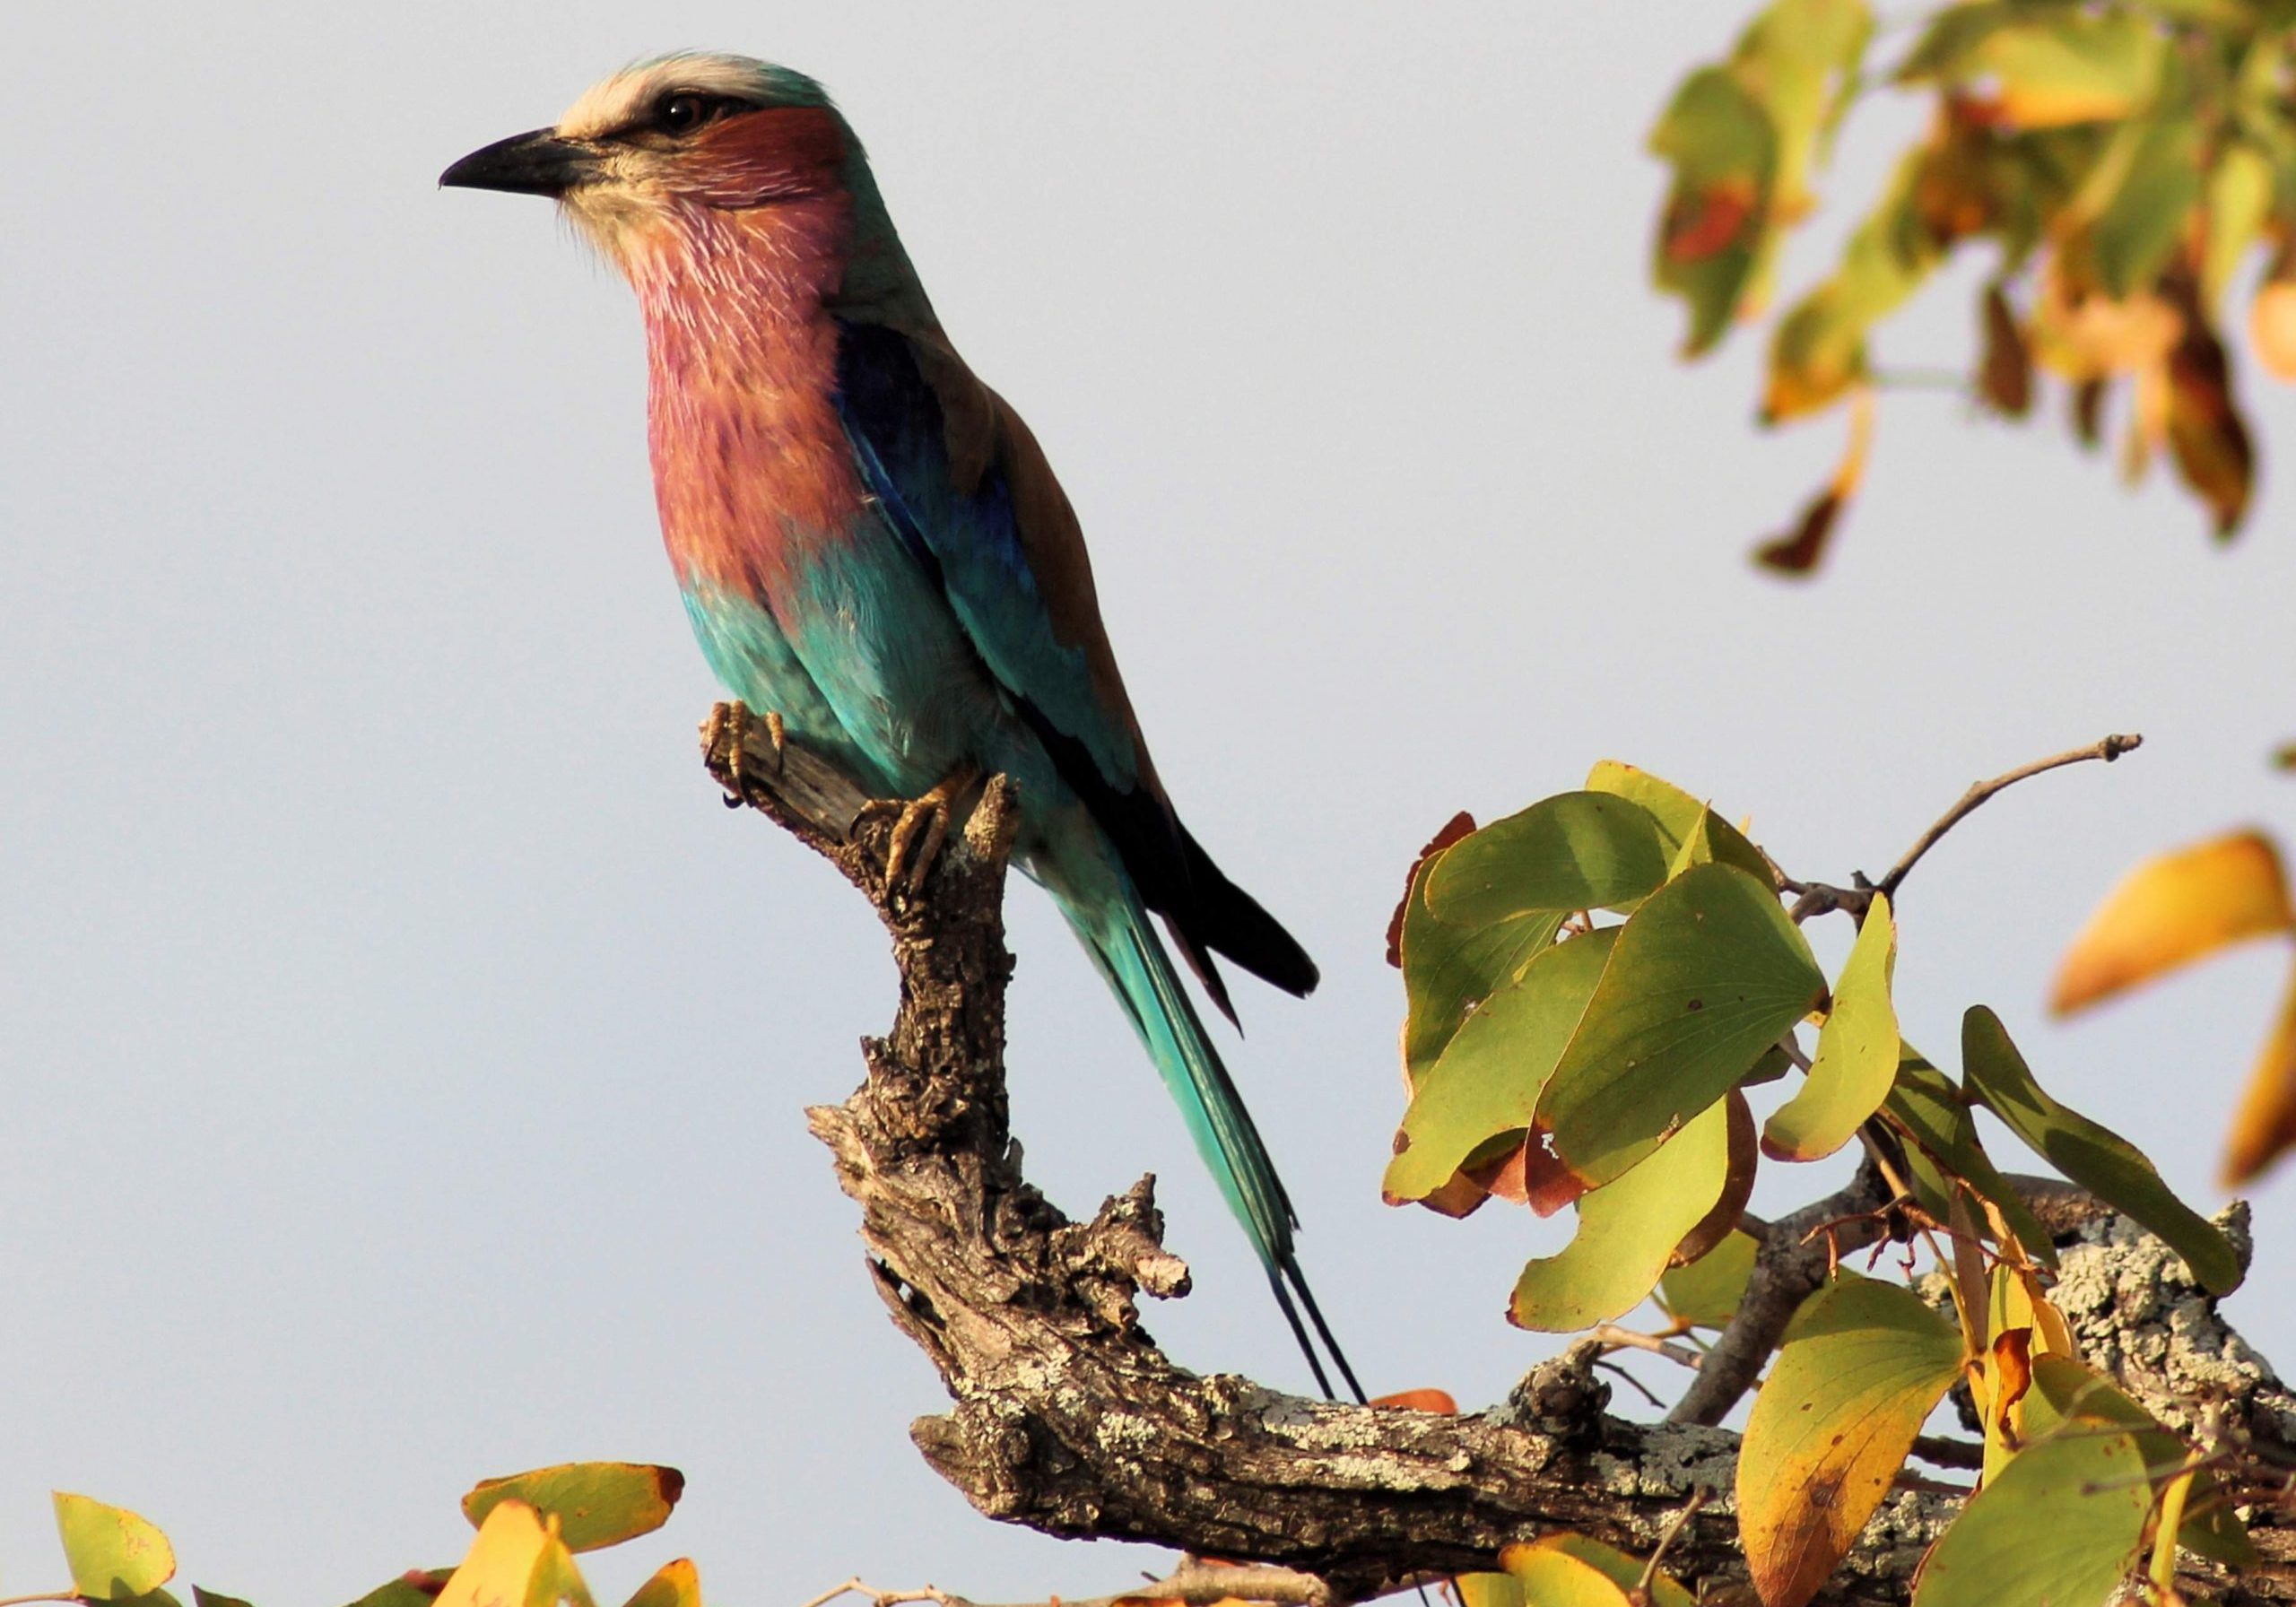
[440,54,853,267]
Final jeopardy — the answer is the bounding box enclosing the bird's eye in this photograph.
[655,93,717,135]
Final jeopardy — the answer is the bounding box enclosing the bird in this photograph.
[441,53,1360,1399]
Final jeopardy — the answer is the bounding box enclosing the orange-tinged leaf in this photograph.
[2223,959,2296,1186]
[2051,830,2292,1013]
[2031,272,2182,382]
[1371,1388,1458,1414]
[2252,277,2296,380]
[1738,1277,1964,1607]
[1979,1326,2034,1483]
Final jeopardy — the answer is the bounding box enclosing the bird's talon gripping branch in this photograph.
[864,765,984,897]
[706,700,787,809]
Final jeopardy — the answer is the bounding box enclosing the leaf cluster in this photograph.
[27,1464,697,1607]
[1386,760,2248,1605]
[1654,0,2296,570]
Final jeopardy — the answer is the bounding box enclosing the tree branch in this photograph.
[1873,732,2144,899]
[1788,733,2143,922]
[1665,1160,1895,1428]
[698,708,2292,1604]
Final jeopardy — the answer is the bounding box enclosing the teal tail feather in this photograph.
[1061,878,1363,1403]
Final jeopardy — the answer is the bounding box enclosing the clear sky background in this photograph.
[7,4,2296,1602]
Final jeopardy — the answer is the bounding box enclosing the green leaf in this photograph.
[1765,145,1942,419]
[462,1464,685,1555]
[193,1592,255,1607]
[1536,863,1827,1189]
[1961,1007,2242,1294]
[1883,1050,2056,1268]
[2088,115,2203,298]
[1763,893,1898,1160]
[1657,1228,1759,1328]
[1584,761,1705,855]
[1912,1428,2151,1607]
[1906,9,2165,126]
[1399,849,1565,1081]
[1509,1096,1734,1331]
[2203,142,2274,310]
[1739,1278,1965,1607]
[1384,929,1617,1203]
[1425,794,1669,927]
[343,1573,453,1607]
[55,1493,177,1602]
[1650,66,1777,357]
[1452,1576,1521,1607]
[2020,1356,2258,1568]
[1501,1533,1693,1607]
[1665,806,1776,887]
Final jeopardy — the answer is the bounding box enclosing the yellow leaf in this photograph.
[52,1494,176,1602]
[2223,959,2296,1186]
[436,1501,596,1607]
[1739,1278,1965,1607]
[2051,830,2293,1013]
[1499,1534,1693,1607]
[622,1561,700,1607]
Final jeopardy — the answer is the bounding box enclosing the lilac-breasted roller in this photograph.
[442,54,1358,1396]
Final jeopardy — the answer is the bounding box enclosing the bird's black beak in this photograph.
[439,128,596,197]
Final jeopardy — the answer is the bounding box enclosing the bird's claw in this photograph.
[857,765,982,897]
[708,701,786,808]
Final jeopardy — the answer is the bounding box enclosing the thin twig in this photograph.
[1593,1357,1670,1412]
[1593,1323,1705,1371]
[1783,733,2143,922]
[1637,1489,1708,1594]
[793,1563,1337,1607]
[1874,734,2143,899]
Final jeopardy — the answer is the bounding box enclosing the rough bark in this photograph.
[700,711,2296,1605]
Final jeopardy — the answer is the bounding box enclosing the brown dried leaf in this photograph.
[1754,386,1874,577]
[2165,308,2255,538]
[1979,282,2032,416]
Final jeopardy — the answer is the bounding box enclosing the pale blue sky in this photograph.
[6,4,2295,1602]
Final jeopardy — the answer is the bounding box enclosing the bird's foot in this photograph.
[856,764,984,896]
[707,701,786,809]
